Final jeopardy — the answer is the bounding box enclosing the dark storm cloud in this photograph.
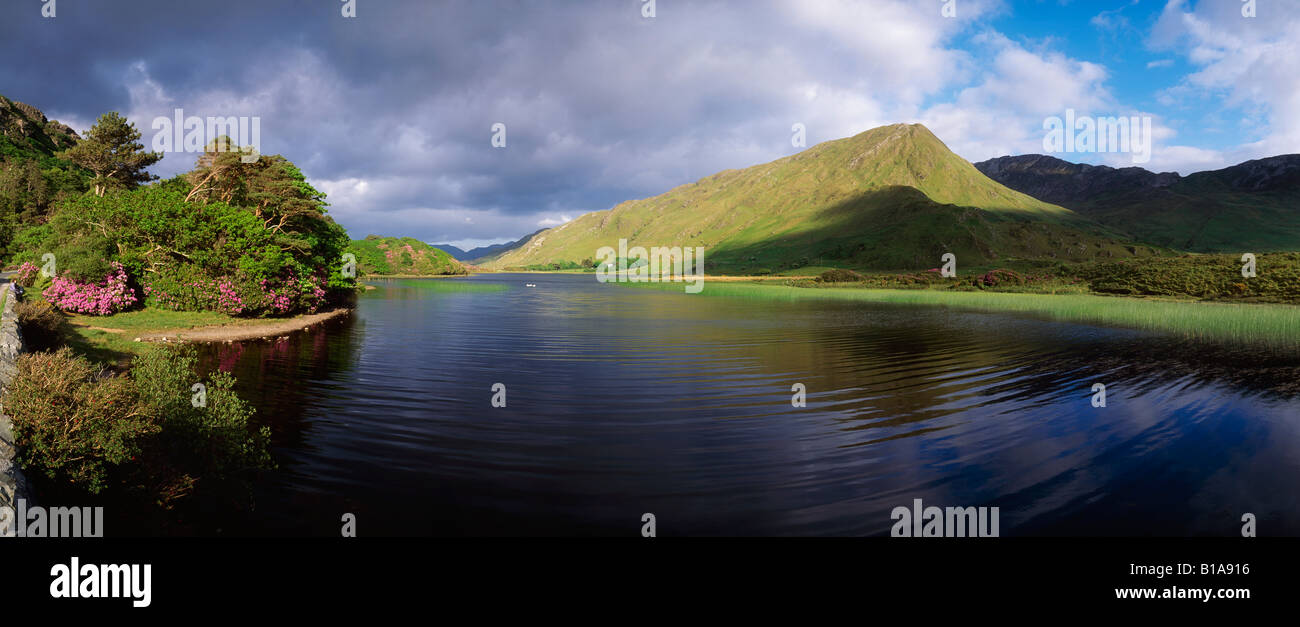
[0,0,981,245]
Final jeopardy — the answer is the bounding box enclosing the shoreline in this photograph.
[72,307,354,344]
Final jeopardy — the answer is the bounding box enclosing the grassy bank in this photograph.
[651,281,1300,351]
[26,306,348,364]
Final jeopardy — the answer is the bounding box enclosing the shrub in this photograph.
[1080,253,1300,302]
[131,346,271,477]
[13,185,353,315]
[4,349,157,493]
[2,346,272,500]
[142,265,257,315]
[142,265,327,316]
[15,299,66,351]
[14,261,39,287]
[42,261,138,315]
[818,268,865,283]
[975,269,1026,289]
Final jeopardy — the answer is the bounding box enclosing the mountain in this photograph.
[431,244,469,259]
[348,235,467,276]
[975,154,1300,253]
[433,228,547,262]
[488,124,1158,273]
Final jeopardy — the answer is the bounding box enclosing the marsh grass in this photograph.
[638,281,1300,351]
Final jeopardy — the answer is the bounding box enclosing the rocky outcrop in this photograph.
[0,282,32,511]
[0,95,81,152]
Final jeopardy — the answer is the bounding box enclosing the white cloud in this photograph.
[1150,0,1300,161]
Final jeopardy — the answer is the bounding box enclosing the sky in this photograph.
[1,0,1297,248]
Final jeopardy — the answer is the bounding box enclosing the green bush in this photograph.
[1079,253,1300,302]
[15,299,66,351]
[817,268,865,283]
[131,346,271,477]
[10,181,354,314]
[5,349,158,493]
[2,346,272,500]
[974,269,1026,289]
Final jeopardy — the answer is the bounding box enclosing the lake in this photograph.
[193,273,1300,536]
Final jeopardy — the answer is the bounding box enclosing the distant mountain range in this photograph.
[974,154,1300,253]
[487,123,1163,273]
[432,228,546,263]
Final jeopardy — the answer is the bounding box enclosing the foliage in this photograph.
[14,260,38,286]
[3,346,272,500]
[0,97,90,255]
[347,235,466,276]
[42,261,138,315]
[1079,253,1300,303]
[57,112,161,196]
[15,298,66,352]
[14,184,350,315]
[817,268,865,283]
[974,269,1027,289]
[130,346,272,478]
[4,348,157,493]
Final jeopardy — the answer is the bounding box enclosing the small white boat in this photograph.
[525,283,537,287]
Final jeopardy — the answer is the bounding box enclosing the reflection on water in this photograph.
[192,273,1300,536]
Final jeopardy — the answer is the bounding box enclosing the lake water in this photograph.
[193,273,1300,536]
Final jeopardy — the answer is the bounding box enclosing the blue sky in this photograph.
[956,0,1266,161]
[1,0,1296,247]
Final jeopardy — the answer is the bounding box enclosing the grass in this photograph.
[61,307,350,362]
[60,309,242,362]
[639,280,1300,351]
[68,308,238,331]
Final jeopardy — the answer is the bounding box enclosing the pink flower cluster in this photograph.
[258,278,294,314]
[15,261,39,287]
[43,262,138,315]
[143,269,328,317]
[303,279,326,314]
[144,278,245,315]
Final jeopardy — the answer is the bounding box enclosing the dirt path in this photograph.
[133,307,353,343]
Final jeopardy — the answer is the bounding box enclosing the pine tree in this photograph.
[59,112,162,196]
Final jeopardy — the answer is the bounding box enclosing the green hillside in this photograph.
[488,124,1157,274]
[0,95,91,254]
[975,154,1300,253]
[348,235,467,276]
